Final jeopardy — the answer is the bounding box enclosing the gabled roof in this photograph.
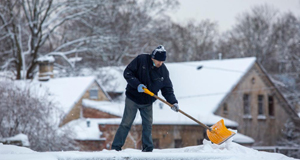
[14,76,108,114]
[165,57,256,115]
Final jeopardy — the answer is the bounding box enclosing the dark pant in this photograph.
[111,97,153,152]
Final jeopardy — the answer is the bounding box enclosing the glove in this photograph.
[137,84,146,93]
[171,103,179,112]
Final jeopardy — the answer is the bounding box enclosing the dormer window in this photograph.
[89,88,98,99]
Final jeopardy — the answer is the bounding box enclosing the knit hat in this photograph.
[151,45,167,61]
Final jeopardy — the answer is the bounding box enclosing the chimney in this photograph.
[218,53,222,60]
[37,56,55,81]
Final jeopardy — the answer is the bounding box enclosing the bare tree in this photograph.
[0,0,179,79]
[279,119,300,158]
[63,0,179,68]
[150,19,218,62]
[217,5,279,64]
[217,5,300,110]
[0,79,77,151]
[0,0,111,79]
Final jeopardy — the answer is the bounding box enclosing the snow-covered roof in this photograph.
[167,57,256,115]
[63,118,105,141]
[36,56,55,62]
[233,133,255,144]
[0,134,30,147]
[15,76,100,114]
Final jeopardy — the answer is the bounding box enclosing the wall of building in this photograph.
[215,64,291,146]
[98,124,205,150]
[77,140,106,151]
[61,82,110,126]
[83,108,120,118]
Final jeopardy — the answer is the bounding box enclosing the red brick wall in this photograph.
[76,140,106,151]
[83,107,120,118]
[98,124,205,150]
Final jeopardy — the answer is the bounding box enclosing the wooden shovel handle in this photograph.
[143,88,211,130]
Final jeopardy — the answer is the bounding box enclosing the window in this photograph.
[223,103,228,115]
[89,88,98,99]
[258,95,264,115]
[174,139,182,148]
[243,94,250,115]
[153,139,160,149]
[268,96,275,116]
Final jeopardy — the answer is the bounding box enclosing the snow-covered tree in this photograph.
[148,18,219,62]
[278,119,300,158]
[0,0,179,79]
[217,5,279,63]
[62,0,179,68]
[217,4,300,113]
[0,0,105,79]
[0,80,77,151]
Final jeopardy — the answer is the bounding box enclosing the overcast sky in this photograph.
[167,0,300,32]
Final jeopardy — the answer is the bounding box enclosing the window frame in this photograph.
[268,96,275,117]
[89,88,99,99]
[258,95,264,115]
[243,94,251,116]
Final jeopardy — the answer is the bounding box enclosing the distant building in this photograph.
[14,56,299,151]
[12,56,112,150]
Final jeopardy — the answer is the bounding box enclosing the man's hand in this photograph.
[137,84,146,93]
[171,103,179,112]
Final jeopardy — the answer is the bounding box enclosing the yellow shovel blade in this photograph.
[206,119,236,145]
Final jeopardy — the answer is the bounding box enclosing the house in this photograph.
[34,56,111,126]
[75,57,300,150]
[15,76,111,127]
[10,56,112,150]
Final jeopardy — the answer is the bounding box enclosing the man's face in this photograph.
[152,58,164,68]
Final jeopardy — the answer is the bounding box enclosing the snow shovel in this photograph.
[143,88,236,145]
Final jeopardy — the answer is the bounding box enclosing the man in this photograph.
[111,45,179,152]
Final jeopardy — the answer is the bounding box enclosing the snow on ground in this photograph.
[0,139,296,160]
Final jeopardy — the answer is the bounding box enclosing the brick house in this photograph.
[15,56,112,150]
[76,57,300,151]
[213,60,300,146]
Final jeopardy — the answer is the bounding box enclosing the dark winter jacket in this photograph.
[124,54,178,105]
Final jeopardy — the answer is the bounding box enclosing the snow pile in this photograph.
[0,139,296,160]
[0,143,34,154]
[0,134,30,147]
[183,139,256,154]
[36,56,55,62]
